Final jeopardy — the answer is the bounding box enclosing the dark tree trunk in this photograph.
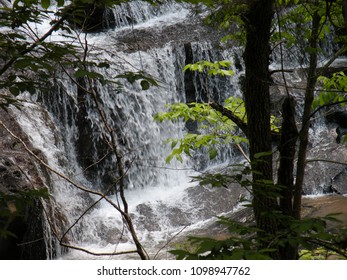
[277,96,298,260]
[342,0,347,32]
[294,9,320,220]
[242,0,279,248]
[278,96,298,217]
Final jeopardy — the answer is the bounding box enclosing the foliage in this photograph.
[191,163,252,189]
[299,247,347,260]
[170,212,347,260]
[154,56,280,163]
[313,72,347,110]
[116,71,159,90]
[154,98,248,163]
[273,1,333,49]
[154,58,244,162]
[184,60,234,76]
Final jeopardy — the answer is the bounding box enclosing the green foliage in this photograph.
[170,215,274,260]
[276,0,300,5]
[190,163,252,189]
[271,0,341,60]
[116,72,159,90]
[184,60,234,76]
[41,0,51,9]
[175,0,214,6]
[155,93,280,163]
[154,99,248,163]
[312,72,347,110]
[170,210,347,260]
[299,247,345,260]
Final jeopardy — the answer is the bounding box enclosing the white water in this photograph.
[10,1,245,259]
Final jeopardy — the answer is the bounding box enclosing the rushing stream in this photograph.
[7,0,347,259]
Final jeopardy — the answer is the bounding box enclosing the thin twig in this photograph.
[0,15,67,76]
[305,158,347,166]
[59,243,139,257]
[153,226,188,260]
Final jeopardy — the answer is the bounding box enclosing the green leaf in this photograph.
[140,80,150,90]
[209,147,218,160]
[165,154,174,164]
[9,87,20,96]
[14,59,32,69]
[74,69,88,78]
[171,140,178,149]
[41,0,50,9]
[57,0,64,7]
[98,62,110,69]
[219,60,232,67]
[254,151,272,159]
[169,250,190,260]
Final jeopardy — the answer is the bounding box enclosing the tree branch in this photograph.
[210,102,248,137]
[0,15,67,76]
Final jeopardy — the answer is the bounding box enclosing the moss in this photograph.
[299,247,346,260]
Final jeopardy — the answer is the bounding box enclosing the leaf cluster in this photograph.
[116,71,159,90]
[190,162,252,189]
[154,99,248,163]
[183,60,234,76]
[171,208,347,260]
[313,72,347,109]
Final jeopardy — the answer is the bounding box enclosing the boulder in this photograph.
[326,110,347,143]
[0,110,50,259]
[64,1,116,33]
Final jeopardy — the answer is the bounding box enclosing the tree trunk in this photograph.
[278,96,298,217]
[243,0,279,245]
[342,0,347,32]
[293,8,320,220]
[277,96,298,259]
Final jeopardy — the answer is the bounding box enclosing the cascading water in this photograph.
[7,0,347,260]
[10,1,245,259]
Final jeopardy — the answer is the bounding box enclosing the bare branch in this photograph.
[305,158,347,166]
[153,226,188,260]
[59,243,139,257]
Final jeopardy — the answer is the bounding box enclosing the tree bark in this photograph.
[278,96,298,217]
[242,0,279,244]
[277,96,298,260]
[342,0,347,32]
[293,8,320,220]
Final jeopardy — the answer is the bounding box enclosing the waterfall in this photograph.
[112,0,187,28]
[9,1,245,259]
[7,0,347,260]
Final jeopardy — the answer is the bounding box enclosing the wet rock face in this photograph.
[64,2,116,33]
[302,122,347,195]
[130,183,245,234]
[0,110,48,259]
[271,70,347,195]
[113,20,225,53]
[325,110,347,143]
[0,157,24,193]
